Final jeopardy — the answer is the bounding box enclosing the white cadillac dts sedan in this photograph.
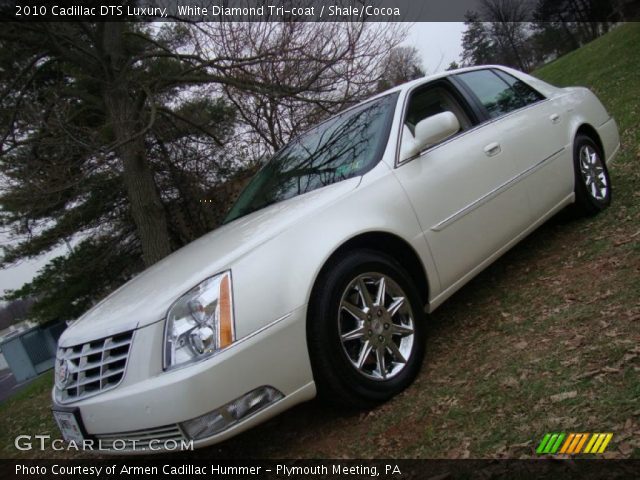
[52,66,619,452]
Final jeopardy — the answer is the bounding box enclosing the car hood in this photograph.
[59,178,360,347]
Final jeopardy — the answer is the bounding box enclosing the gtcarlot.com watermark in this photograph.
[14,435,194,452]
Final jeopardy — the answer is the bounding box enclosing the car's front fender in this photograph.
[229,162,435,343]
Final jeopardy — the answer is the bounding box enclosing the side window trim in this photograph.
[493,69,546,101]
[394,78,482,168]
[453,68,548,123]
[448,75,491,123]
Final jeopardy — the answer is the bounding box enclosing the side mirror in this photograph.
[401,111,461,161]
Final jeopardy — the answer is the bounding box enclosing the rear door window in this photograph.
[456,69,544,119]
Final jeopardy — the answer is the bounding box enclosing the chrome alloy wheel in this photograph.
[338,273,415,381]
[579,145,608,201]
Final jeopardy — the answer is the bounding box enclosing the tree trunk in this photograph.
[102,23,172,267]
[558,19,580,51]
[504,24,527,71]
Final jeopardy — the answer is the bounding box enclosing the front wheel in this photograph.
[307,250,426,408]
[573,134,612,216]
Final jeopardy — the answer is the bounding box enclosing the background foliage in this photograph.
[0,20,414,323]
[460,0,633,71]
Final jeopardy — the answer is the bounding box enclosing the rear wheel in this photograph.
[573,134,611,216]
[307,250,426,408]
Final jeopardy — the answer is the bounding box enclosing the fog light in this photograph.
[181,386,284,440]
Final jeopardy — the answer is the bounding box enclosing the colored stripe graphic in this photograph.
[575,433,589,453]
[536,433,552,454]
[584,434,598,453]
[539,433,614,454]
[596,433,613,453]
[584,433,614,453]
[592,433,606,452]
[559,433,575,454]
[571,434,589,453]
[536,433,565,454]
[550,433,565,453]
[544,434,559,453]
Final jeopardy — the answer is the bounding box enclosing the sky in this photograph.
[0,238,67,297]
[0,22,466,298]
[405,22,466,73]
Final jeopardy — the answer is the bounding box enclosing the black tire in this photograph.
[307,249,426,409]
[573,134,612,216]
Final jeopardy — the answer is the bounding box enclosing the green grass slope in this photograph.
[535,23,640,155]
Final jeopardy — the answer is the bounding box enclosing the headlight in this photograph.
[163,271,235,370]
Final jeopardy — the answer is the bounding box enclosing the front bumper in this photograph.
[52,305,315,452]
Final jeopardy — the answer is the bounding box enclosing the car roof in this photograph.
[372,64,509,99]
[324,65,498,122]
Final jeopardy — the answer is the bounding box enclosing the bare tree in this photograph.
[196,22,406,151]
[0,298,34,329]
[377,45,425,92]
[481,0,532,71]
[1,21,405,267]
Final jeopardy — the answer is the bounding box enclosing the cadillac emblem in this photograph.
[55,358,70,389]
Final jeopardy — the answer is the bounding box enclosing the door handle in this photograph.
[484,142,501,157]
[550,113,560,124]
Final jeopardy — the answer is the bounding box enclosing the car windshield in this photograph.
[223,93,399,224]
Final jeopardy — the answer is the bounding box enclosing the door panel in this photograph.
[394,123,531,291]
[505,96,575,217]
[458,68,573,218]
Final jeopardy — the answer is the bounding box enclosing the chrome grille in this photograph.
[55,330,134,403]
[94,425,186,451]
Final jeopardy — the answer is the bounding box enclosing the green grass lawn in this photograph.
[0,372,72,458]
[1,23,639,459]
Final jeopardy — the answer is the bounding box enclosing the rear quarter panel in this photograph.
[502,66,616,157]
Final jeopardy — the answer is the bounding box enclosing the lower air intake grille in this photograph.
[93,425,187,451]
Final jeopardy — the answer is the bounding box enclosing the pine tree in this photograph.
[0,23,238,322]
[0,20,405,323]
[461,12,497,67]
